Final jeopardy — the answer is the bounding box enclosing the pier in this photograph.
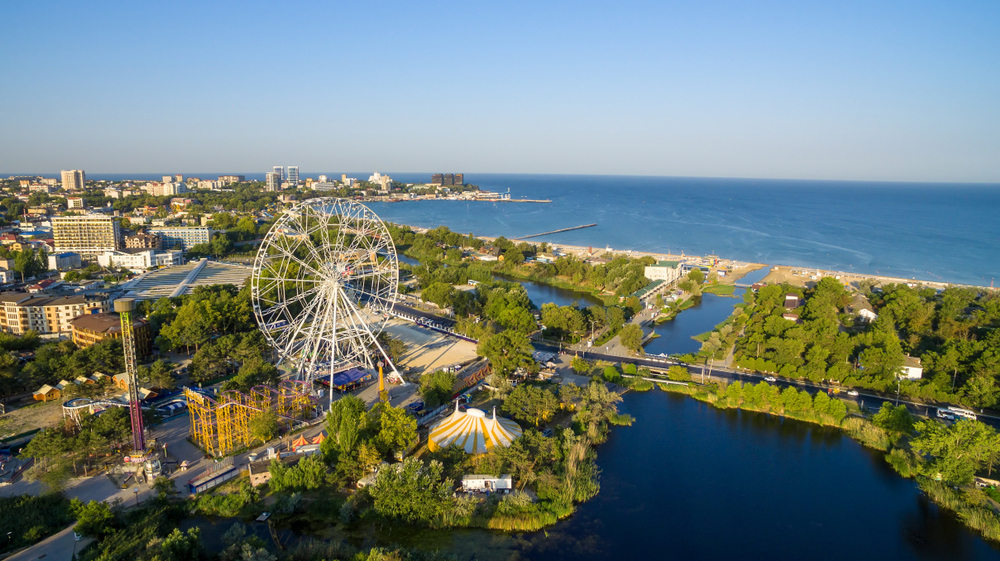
[516,223,598,240]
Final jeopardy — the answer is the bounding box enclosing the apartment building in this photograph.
[70,312,152,359]
[148,227,213,251]
[0,292,108,335]
[52,214,122,259]
[125,232,162,250]
[60,170,86,190]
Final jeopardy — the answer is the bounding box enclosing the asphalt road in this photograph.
[539,341,1000,429]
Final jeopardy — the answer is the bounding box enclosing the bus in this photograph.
[945,406,977,421]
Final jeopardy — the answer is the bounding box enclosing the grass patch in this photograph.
[703,284,735,295]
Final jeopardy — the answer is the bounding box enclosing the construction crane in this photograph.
[115,298,145,453]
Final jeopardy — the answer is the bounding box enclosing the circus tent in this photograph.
[427,403,523,454]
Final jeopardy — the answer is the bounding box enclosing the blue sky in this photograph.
[2,0,998,182]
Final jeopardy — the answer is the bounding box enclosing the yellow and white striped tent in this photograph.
[427,404,523,454]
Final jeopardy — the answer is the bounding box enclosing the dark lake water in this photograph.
[494,275,604,309]
[508,391,1000,561]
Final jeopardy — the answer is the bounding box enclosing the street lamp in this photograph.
[133,486,140,507]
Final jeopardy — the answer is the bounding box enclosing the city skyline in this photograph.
[2,1,998,183]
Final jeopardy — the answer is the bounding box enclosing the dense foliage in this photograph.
[0,493,73,555]
[734,278,1000,407]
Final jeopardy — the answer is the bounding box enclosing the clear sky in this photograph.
[2,1,998,182]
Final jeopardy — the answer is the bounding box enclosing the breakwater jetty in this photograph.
[516,223,597,240]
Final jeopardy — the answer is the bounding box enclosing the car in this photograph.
[542,428,554,437]
[407,401,424,411]
[847,390,859,396]
[763,376,777,382]
[74,532,83,541]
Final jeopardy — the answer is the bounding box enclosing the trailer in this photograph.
[187,457,238,494]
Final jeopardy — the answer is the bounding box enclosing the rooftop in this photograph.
[70,312,146,333]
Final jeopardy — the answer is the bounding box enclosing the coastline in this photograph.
[406,224,992,292]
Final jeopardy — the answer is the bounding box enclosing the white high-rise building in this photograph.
[60,170,86,190]
[287,166,299,186]
[266,172,281,192]
[272,166,284,181]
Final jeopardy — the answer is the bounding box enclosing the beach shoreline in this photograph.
[407,225,991,292]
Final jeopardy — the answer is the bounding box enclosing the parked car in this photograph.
[763,376,777,382]
[847,390,859,396]
[542,428,554,437]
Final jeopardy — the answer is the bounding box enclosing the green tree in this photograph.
[502,384,558,426]
[619,323,643,353]
[419,370,457,408]
[70,499,114,538]
[420,282,455,308]
[477,331,535,377]
[912,419,998,485]
[249,411,279,444]
[571,355,592,375]
[369,403,418,458]
[368,458,453,524]
[666,365,691,382]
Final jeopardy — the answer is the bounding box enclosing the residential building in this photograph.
[48,252,82,271]
[287,166,299,186]
[0,269,14,284]
[162,175,174,183]
[60,170,86,190]
[104,188,122,199]
[643,261,682,284]
[849,293,878,323]
[218,175,245,185]
[900,356,924,380]
[0,292,108,335]
[266,172,281,192]
[97,249,183,269]
[170,198,195,211]
[0,234,23,245]
[148,227,213,251]
[174,174,183,182]
[52,214,122,259]
[70,312,152,359]
[30,184,56,194]
[67,197,85,209]
[198,180,222,190]
[125,232,162,250]
[272,166,284,181]
[312,181,337,191]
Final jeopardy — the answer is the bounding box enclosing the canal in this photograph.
[494,274,604,309]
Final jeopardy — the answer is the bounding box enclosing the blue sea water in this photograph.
[366,174,1000,287]
[72,172,1000,286]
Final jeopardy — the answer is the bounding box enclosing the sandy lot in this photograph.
[382,319,479,376]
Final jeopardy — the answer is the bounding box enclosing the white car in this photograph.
[847,390,859,396]
[763,376,777,382]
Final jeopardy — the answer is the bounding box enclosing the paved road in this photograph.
[5,524,93,561]
[540,341,1000,429]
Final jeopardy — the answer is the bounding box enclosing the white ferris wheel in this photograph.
[250,198,399,386]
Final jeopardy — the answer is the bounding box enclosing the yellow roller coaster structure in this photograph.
[184,380,318,456]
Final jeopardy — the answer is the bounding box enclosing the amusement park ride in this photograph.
[63,199,404,469]
[184,198,403,456]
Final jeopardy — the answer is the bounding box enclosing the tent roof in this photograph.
[428,404,522,454]
[311,432,326,445]
[292,434,310,448]
[332,368,369,387]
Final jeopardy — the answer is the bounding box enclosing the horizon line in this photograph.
[3,171,1000,187]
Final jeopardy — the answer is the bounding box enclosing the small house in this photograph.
[900,356,923,380]
[33,384,60,402]
[784,294,800,309]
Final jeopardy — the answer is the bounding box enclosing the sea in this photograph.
[77,172,1000,286]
